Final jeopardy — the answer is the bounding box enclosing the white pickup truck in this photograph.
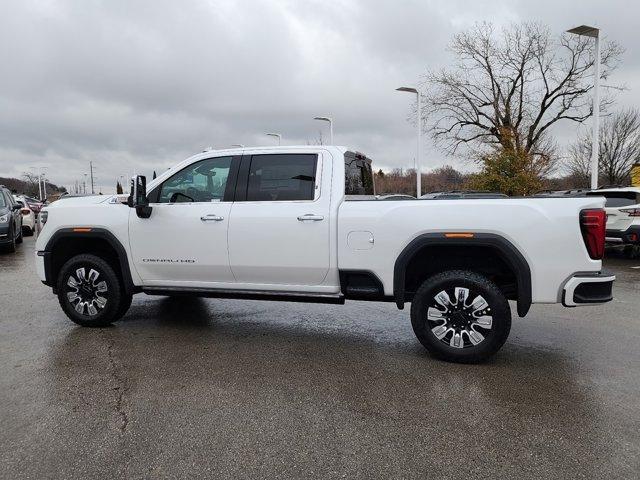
[35,146,615,362]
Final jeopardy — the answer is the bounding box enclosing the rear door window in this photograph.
[245,154,317,201]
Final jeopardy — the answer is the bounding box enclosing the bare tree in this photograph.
[424,22,623,171]
[22,172,41,197]
[567,108,640,186]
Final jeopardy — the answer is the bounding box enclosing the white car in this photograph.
[34,146,614,363]
[13,195,36,236]
[586,187,640,245]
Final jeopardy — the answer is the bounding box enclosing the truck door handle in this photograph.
[297,214,324,221]
[200,214,224,222]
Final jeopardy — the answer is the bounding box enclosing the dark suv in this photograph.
[0,185,23,253]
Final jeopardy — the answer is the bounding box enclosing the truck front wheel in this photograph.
[410,270,511,363]
[56,254,124,327]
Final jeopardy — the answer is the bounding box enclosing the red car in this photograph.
[21,196,44,215]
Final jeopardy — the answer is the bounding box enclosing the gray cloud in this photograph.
[0,0,637,192]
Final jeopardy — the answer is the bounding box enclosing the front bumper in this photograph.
[0,223,11,244]
[35,251,50,285]
[606,225,640,245]
[562,271,615,307]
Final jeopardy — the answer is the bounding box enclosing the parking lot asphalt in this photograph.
[1,236,639,479]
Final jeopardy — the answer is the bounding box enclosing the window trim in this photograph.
[235,153,321,203]
[148,155,241,204]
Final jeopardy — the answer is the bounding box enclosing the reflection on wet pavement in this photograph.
[1,237,639,478]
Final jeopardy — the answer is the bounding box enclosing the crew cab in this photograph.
[35,146,615,362]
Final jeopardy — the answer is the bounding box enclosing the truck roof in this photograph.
[198,145,350,155]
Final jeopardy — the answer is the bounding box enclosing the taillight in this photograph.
[580,209,606,260]
[21,209,30,215]
[620,208,640,217]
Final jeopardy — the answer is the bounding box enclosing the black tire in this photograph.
[23,226,34,237]
[16,226,23,244]
[410,270,511,363]
[56,254,124,327]
[114,293,133,321]
[623,245,639,259]
[4,225,16,253]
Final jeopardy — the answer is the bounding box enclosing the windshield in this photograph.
[0,193,6,208]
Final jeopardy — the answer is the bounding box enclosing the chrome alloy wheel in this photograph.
[426,287,493,349]
[65,267,109,316]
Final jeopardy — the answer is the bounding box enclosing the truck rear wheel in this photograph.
[410,270,511,363]
[56,254,124,327]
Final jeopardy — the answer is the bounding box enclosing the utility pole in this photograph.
[90,161,95,194]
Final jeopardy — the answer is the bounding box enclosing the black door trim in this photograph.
[142,286,345,304]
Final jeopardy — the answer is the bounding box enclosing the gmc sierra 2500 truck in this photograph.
[35,146,615,362]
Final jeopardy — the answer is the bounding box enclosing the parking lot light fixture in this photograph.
[396,87,422,197]
[567,25,600,190]
[266,133,281,146]
[313,117,333,144]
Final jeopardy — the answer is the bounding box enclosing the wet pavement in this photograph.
[1,236,639,479]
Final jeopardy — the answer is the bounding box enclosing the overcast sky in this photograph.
[1,0,638,193]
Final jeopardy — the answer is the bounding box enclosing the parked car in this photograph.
[0,185,23,252]
[35,146,614,363]
[421,191,509,199]
[20,196,44,215]
[586,187,640,245]
[13,195,36,236]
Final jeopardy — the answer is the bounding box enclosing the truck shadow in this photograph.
[43,296,612,478]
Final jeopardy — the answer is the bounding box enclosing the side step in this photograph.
[142,287,346,305]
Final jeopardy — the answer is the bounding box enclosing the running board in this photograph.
[142,287,346,305]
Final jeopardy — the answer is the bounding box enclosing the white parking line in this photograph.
[631,266,640,269]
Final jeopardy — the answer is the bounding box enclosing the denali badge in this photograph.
[142,258,196,263]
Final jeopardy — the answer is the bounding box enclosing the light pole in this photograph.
[265,133,281,145]
[29,167,42,200]
[38,167,47,201]
[396,87,422,197]
[567,25,600,190]
[313,116,333,144]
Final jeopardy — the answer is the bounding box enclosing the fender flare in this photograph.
[393,233,532,317]
[42,228,136,295]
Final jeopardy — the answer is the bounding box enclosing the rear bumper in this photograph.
[21,215,35,230]
[562,271,615,307]
[606,225,640,245]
